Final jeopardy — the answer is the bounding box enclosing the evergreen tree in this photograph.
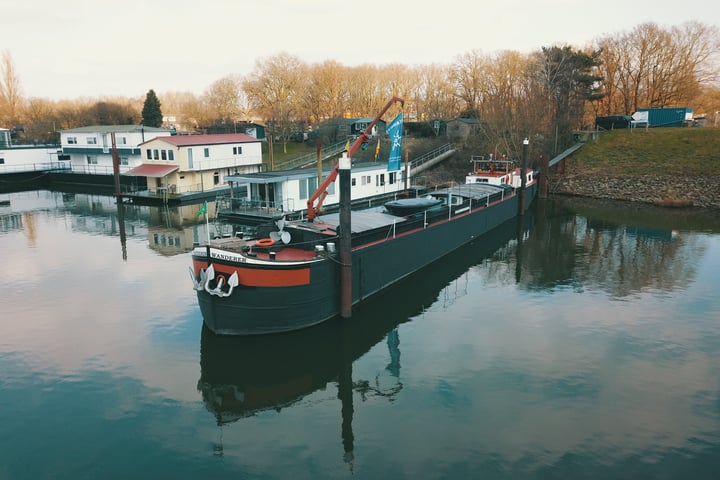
[141,89,163,127]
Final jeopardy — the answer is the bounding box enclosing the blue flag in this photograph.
[386,113,403,171]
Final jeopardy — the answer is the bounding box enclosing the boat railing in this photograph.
[0,161,71,174]
[216,195,292,216]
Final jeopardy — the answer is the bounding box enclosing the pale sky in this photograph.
[2,0,717,101]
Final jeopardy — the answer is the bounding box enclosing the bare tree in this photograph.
[596,22,720,114]
[243,52,307,153]
[416,63,457,122]
[302,60,350,127]
[449,50,489,117]
[204,75,248,128]
[0,50,23,127]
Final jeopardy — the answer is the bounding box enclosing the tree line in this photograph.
[1,21,718,161]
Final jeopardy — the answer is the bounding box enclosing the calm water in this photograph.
[2,190,720,479]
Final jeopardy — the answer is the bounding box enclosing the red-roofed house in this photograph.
[127,133,263,195]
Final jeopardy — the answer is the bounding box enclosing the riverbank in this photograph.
[552,173,720,208]
[550,128,720,209]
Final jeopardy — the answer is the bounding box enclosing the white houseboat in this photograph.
[59,125,172,175]
[0,128,64,173]
[218,160,411,224]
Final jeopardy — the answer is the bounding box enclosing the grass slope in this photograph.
[570,128,720,176]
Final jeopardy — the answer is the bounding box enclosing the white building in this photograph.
[223,161,409,215]
[126,133,263,195]
[0,127,63,172]
[59,125,172,174]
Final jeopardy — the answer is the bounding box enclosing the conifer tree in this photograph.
[141,89,163,127]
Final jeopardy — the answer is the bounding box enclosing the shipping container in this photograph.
[631,108,693,128]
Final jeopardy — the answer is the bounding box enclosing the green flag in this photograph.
[197,200,208,218]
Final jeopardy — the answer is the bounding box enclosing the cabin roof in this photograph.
[434,183,506,201]
[59,125,171,134]
[225,161,394,184]
[142,133,260,147]
[316,210,406,233]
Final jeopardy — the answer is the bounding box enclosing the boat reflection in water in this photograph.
[197,211,533,463]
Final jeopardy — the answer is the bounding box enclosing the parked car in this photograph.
[595,115,632,130]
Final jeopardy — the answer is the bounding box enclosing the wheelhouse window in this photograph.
[67,136,77,144]
[86,137,97,144]
[204,148,210,158]
[86,155,98,165]
[233,146,242,155]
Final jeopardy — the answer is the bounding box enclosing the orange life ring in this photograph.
[255,238,276,248]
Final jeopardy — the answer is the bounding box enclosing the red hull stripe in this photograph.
[193,259,310,287]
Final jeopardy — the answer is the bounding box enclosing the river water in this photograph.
[1,190,720,479]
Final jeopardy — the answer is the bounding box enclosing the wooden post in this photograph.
[339,152,352,319]
[111,132,121,197]
[519,138,528,215]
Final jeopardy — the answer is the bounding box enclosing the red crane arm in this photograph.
[306,96,404,221]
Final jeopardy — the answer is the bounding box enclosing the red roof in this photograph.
[123,164,179,177]
[143,133,259,147]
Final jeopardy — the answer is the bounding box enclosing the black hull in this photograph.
[195,183,537,335]
[198,212,532,421]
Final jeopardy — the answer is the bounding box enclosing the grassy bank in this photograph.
[553,127,720,208]
[568,127,720,176]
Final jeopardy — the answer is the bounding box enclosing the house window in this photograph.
[146,149,152,160]
[161,150,167,160]
[120,157,129,165]
[153,149,159,160]
[168,150,174,161]
[204,148,210,158]
[87,137,97,144]
[376,174,385,186]
[213,172,220,185]
[67,136,77,144]
[0,158,5,164]
[117,136,127,145]
[361,175,371,186]
[389,172,396,184]
[351,178,356,186]
[233,146,242,155]
[86,155,98,165]
[299,177,319,200]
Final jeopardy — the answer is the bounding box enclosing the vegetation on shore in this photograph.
[567,128,720,176]
[552,127,720,209]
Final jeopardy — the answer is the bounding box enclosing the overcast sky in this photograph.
[2,0,717,101]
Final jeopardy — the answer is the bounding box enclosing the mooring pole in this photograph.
[111,132,121,197]
[519,137,528,215]
[339,152,352,318]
